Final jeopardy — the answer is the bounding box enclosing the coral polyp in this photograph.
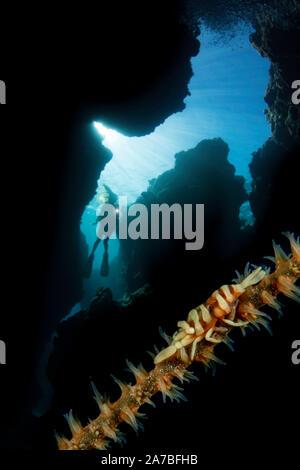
[56,233,300,450]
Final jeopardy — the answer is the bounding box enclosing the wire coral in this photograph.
[56,232,300,450]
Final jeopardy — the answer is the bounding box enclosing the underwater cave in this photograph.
[3,0,299,458]
[75,24,270,311]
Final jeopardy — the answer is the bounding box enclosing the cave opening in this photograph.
[73,23,270,314]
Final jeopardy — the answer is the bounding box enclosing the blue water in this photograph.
[78,25,270,305]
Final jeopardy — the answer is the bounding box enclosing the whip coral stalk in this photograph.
[56,233,300,450]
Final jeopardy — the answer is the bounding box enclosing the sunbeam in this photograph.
[93,26,270,205]
[80,24,271,304]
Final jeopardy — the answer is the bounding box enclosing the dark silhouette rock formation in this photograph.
[1,2,202,450]
[120,138,247,293]
[250,0,300,146]
[249,0,300,236]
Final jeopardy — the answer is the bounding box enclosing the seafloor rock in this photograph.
[42,284,161,443]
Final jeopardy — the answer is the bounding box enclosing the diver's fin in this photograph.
[100,252,109,277]
[83,253,94,278]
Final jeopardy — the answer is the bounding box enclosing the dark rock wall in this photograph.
[250,0,300,146]
[40,124,112,339]
[39,4,201,339]
[249,0,300,234]
[1,2,202,449]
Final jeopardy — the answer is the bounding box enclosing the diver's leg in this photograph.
[83,238,101,278]
[100,237,109,277]
[91,237,101,255]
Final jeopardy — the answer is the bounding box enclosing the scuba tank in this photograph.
[96,183,118,207]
